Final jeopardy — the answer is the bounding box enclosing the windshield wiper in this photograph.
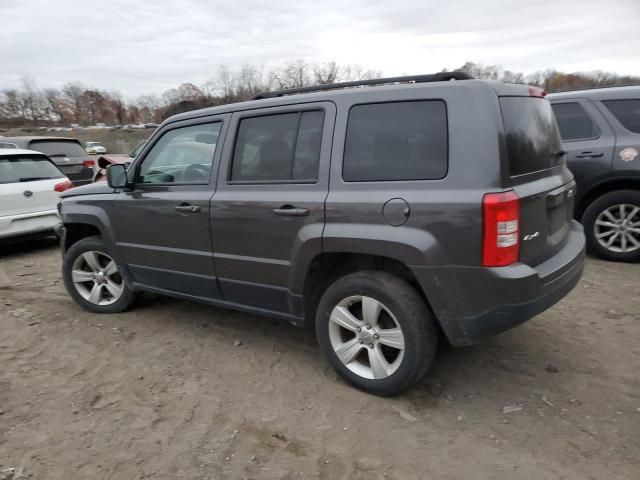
[19,177,52,182]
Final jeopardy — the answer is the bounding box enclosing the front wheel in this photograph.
[62,236,138,313]
[582,190,640,262]
[315,271,438,396]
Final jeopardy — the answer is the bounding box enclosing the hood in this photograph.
[60,181,114,198]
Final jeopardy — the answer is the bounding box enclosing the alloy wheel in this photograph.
[328,295,405,380]
[594,203,640,253]
[71,251,124,305]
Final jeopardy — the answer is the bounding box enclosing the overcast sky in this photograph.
[1,0,638,97]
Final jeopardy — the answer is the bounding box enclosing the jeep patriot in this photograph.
[56,73,586,395]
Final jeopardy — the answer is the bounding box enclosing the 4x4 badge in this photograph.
[619,147,638,162]
[523,231,540,241]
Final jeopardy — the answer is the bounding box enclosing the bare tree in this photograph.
[270,59,313,89]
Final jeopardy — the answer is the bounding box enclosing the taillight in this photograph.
[83,159,95,168]
[54,180,74,192]
[482,191,520,267]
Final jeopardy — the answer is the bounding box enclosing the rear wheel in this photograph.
[582,190,640,262]
[315,271,437,396]
[62,236,138,313]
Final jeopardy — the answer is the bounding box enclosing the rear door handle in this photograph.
[175,204,201,213]
[576,152,604,158]
[273,205,310,217]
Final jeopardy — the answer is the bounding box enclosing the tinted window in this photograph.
[0,155,64,184]
[137,123,221,184]
[500,97,563,176]
[343,101,447,182]
[29,140,87,158]
[551,102,599,140]
[603,99,640,134]
[231,110,324,182]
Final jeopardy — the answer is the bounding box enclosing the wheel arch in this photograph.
[576,175,640,220]
[300,252,437,330]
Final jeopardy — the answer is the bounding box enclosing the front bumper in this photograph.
[413,221,586,347]
[54,223,67,253]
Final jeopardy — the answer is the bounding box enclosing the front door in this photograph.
[109,117,228,299]
[211,103,335,316]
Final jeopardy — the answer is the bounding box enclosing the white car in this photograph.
[85,142,107,155]
[0,149,73,241]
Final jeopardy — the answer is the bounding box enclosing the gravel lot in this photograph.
[1,238,638,479]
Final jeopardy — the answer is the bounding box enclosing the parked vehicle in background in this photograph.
[0,137,94,186]
[92,155,130,182]
[85,141,107,155]
[0,149,73,241]
[0,141,18,149]
[549,86,640,262]
[56,73,585,395]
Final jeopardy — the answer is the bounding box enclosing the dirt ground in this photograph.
[0,239,638,480]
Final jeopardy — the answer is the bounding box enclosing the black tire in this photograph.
[62,236,138,313]
[582,190,640,263]
[315,271,438,396]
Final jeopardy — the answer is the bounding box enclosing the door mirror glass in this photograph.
[107,163,128,188]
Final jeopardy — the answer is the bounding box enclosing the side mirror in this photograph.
[106,163,128,189]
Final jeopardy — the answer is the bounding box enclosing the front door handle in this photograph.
[175,204,201,213]
[576,152,604,158]
[273,205,310,217]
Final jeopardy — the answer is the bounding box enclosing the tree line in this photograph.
[1,60,638,127]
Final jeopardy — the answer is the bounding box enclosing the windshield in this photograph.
[500,97,563,176]
[30,140,87,157]
[0,155,64,184]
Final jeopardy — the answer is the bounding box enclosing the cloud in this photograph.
[0,0,638,96]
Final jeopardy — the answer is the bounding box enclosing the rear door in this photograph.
[27,139,94,186]
[550,99,615,192]
[0,154,65,216]
[499,95,576,265]
[210,102,334,316]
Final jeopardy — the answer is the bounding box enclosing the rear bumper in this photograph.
[0,209,59,240]
[412,221,586,347]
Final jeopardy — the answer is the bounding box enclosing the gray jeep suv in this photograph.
[549,86,640,262]
[56,73,586,395]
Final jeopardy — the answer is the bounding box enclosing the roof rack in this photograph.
[252,71,473,100]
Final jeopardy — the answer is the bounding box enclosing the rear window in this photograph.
[551,102,599,141]
[343,101,448,181]
[29,140,87,158]
[500,97,563,176]
[602,99,640,134]
[0,155,64,184]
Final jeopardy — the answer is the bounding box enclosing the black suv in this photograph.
[549,86,640,262]
[56,73,586,395]
[2,136,94,186]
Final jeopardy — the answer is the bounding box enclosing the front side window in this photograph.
[551,102,599,141]
[230,110,324,182]
[343,101,448,182]
[136,123,221,184]
[602,99,640,134]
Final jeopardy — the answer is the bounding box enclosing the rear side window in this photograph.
[500,97,563,176]
[29,140,87,158]
[343,101,447,181]
[231,110,324,182]
[551,102,599,140]
[0,156,64,184]
[602,99,640,134]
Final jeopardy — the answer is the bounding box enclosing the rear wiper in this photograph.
[19,177,51,182]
